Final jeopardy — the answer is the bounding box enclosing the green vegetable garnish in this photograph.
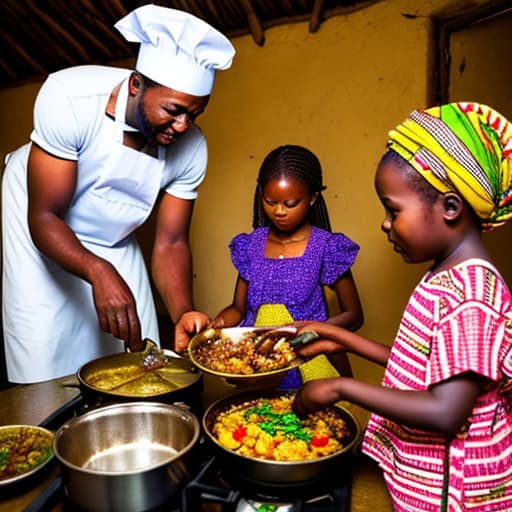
[244,401,312,442]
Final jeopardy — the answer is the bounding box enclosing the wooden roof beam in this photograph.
[310,0,325,32]
[0,31,47,76]
[240,0,265,46]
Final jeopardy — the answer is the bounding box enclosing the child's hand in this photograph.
[292,378,343,417]
[292,321,349,357]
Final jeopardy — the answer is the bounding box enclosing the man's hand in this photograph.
[91,261,143,351]
[174,310,210,352]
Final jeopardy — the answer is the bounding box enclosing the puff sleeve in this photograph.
[229,232,252,281]
[320,233,360,286]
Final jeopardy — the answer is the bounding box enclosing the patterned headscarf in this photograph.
[387,102,512,231]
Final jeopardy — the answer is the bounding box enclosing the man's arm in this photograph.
[151,193,195,321]
[27,144,143,349]
[151,192,210,349]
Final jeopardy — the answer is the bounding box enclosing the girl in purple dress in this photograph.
[212,144,364,386]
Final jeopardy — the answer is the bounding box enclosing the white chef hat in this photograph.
[115,5,235,96]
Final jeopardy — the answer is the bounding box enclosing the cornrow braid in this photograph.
[252,145,332,231]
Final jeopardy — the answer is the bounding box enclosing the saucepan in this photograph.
[53,401,200,511]
[77,340,202,403]
[202,388,361,484]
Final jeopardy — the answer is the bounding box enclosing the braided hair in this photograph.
[252,145,332,231]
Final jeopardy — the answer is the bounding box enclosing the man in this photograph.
[1,5,235,383]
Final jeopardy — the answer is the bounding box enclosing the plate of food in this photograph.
[188,326,302,382]
[0,425,55,487]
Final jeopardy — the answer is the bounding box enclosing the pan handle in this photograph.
[22,475,64,512]
[38,394,86,430]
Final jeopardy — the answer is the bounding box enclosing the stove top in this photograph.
[183,454,352,512]
[24,393,352,512]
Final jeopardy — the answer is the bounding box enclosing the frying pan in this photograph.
[202,388,360,484]
[77,342,201,403]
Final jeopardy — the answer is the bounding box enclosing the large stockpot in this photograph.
[202,389,361,485]
[53,402,200,512]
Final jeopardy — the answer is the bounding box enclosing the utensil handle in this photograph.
[290,331,319,346]
[23,475,64,512]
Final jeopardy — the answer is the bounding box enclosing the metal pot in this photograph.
[202,388,361,485]
[77,347,201,404]
[53,402,200,511]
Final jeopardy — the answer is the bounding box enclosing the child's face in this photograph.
[375,159,446,264]
[261,177,314,232]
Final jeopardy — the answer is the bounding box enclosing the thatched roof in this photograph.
[0,0,381,89]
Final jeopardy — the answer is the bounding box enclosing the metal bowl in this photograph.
[188,326,302,386]
[0,425,55,487]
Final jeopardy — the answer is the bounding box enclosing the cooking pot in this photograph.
[77,344,201,404]
[202,388,360,485]
[53,401,200,512]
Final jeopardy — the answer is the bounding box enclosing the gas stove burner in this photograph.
[236,498,293,512]
[183,455,352,512]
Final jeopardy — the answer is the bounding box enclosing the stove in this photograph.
[24,393,352,512]
[183,454,352,512]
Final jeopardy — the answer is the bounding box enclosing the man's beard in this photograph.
[136,96,158,142]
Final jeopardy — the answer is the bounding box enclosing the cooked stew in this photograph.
[210,394,352,461]
[191,330,297,375]
[83,363,193,396]
[0,426,53,481]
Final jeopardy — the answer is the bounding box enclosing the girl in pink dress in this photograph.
[292,103,512,511]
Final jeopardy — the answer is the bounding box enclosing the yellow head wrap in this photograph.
[388,102,512,231]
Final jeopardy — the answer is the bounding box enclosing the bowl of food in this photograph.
[202,389,360,484]
[188,327,302,385]
[0,425,55,487]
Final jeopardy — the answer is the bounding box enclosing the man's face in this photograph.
[135,83,209,146]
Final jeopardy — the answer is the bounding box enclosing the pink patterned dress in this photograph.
[362,259,512,511]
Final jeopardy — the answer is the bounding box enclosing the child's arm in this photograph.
[211,275,248,327]
[326,270,363,330]
[294,372,483,436]
[294,321,390,366]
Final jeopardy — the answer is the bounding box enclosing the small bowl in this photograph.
[0,425,55,487]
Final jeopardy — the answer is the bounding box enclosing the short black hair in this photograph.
[132,71,160,89]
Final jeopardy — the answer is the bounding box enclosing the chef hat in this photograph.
[115,5,235,96]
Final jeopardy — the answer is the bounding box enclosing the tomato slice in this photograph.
[311,435,329,447]
[232,425,247,442]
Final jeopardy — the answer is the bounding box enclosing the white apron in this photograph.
[2,82,162,383]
